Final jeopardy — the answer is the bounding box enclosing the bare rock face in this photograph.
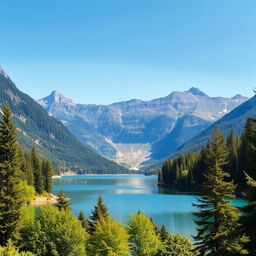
[38,87,248,167]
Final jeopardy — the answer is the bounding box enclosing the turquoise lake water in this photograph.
[53,175,245,239]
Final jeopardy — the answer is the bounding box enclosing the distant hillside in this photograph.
[38,88,247,168]
[176,94,256,155]
[0,66,126,173]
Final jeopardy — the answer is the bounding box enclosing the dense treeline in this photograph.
[0,104,54,245]
[192,126,256,255]
[158,118,256,193]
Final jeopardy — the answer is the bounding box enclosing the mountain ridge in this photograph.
[38,87,248,168]
[0,67,126,173]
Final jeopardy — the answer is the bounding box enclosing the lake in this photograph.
[53,175,245,239]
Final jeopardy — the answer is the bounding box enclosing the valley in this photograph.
[38,88,248,169]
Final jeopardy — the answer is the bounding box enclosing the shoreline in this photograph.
[54,173,147,178]
[30,194,58,206]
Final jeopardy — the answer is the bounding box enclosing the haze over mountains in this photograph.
[38,88,248,169]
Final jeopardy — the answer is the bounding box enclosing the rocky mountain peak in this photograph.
[38,90,76,107]
[187,87,208,97]
[0,66,8,79]
[232,94,248,100]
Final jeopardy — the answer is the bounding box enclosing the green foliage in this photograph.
[159,118,256,194]
[56,190,70,211]
[158,233,197,256]
[0,104,25,245]
[127,212,161,256]
[20,204,88,256]
[159,225,169,242]
[158,152,199,191]
[0,72,127,173]
[240,173,256,255]
[0,240,34,256]
[17,181,35,204]
[193,126,242,256]
[88,196,109,234]
[78,210,89,231]
[88,215,130,256]
[30,146,44,194]
[41,159,53,193]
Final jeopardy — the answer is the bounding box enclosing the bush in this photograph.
[20,204,88,256]
[0,240,34,256]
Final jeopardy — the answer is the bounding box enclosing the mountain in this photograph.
[176,94,256,155]
[38,87,248,169]
[0,66,126,173]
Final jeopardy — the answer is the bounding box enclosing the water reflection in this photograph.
[53,175,198,238]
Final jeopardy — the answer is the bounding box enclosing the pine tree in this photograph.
[88,215,130,256]
[78,210,89,231]
[193,126,241,256]
[127,211,161,256]
[17,146,34,186]
[150,217,160,235]
[0,104,25,245]
[238,118,256,189]
[30,146,43,194]
[41,160,53,193]
[88,196,109,234]
[240,173,256,255]
[159,233,197,256]
[159,225,169,242]
[226,130,240,184]
[56,190,70,211]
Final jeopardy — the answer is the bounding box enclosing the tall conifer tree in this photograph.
[56,189,70,211]
[240,173,256,256]
[193,126,241,256]
[30,146,43,194]
[0,104,24,245]
[78,210,89,231]
[17,146,34,186]
[88,196,109,234]
[41,159,53,193]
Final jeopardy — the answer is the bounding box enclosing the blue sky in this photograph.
[0,0,255,104]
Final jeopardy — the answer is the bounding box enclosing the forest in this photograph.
[158,118,256,193]
[0,104,255,256]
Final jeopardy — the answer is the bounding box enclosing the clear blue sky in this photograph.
[0,0,255,104]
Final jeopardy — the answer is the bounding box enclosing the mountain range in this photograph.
[0,66,126,173]
[177,93,256,155]
[38,88,248,169]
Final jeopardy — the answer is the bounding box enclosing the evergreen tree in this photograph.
[159,233,197,256]
[0,240,35,256]
[17,147,34,186]
[88,215,130,256]
[150,217,160,235]
[193,126,241,256]
[41,160,53,193]
[226,129,240,184]
[30,146,43,194]
[127,211,161,256]
[0,104,25,245]
[159,225,169,242]
[240,173,256,255]
[56,190,70,211]
[88,196,109,234]
[238,118,256,189]
[78,210,89,231]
